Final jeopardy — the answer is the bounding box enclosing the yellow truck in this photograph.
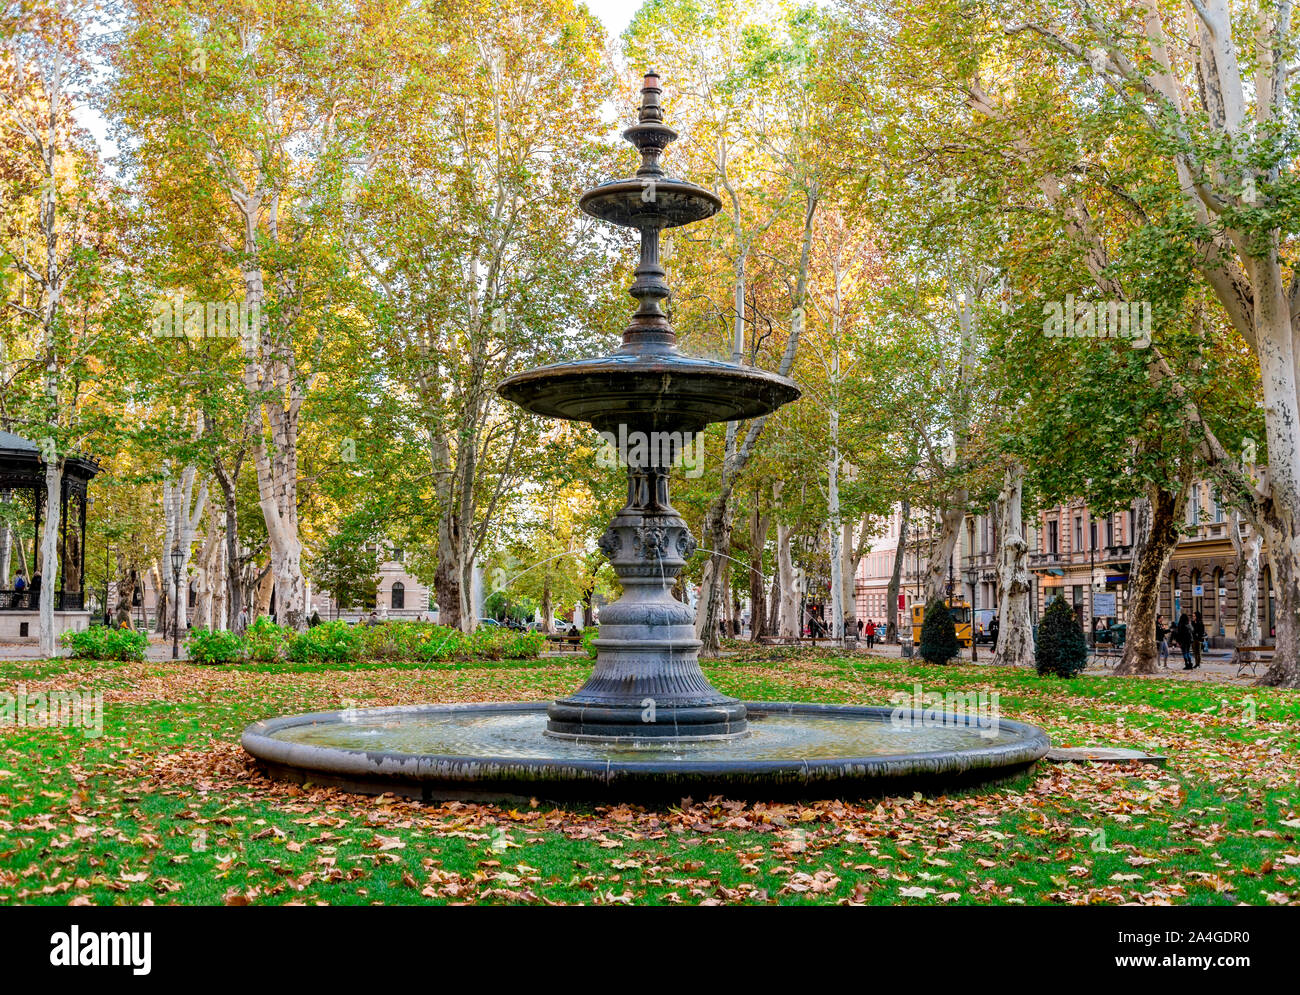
[910,599,973,648]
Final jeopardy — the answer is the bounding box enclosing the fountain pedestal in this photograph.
[545,464,746,741]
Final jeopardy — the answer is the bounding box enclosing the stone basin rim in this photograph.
[241,701,1052,780]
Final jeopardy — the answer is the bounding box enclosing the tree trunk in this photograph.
[748,498,771,641]
[695,499,737,655]
[828,468,843,643]
[885,500,909,642]
[217,469,243,629]
[991,463,1035,666]
[776,522,799,638]
[0,490,11,588]
[1116,483,1185,675]
[541,575,554,634]
[254,567,274,618]
[924,496,966,603]
[193,502,222,629]
[153,560,168,635]
[38,458,61,655]
[766,569,780,635]
[1229,510,1262,667]
[113,558,136,628]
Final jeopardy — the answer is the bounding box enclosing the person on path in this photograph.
[1175,613,1194,670]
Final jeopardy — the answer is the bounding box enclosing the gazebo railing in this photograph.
[0,590,85,611]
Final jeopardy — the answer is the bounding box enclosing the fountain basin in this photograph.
[241,702,1051,802]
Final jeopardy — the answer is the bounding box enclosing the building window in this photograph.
[392,547,405,563]
[1106,516,1114,547]
[391,582,405,610]
[1089,519,1097,551]
[1189,484,1200,525]
[1047,520,1058,555]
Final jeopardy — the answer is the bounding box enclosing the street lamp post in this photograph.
[964,565,978,663]
[170,546,183,660]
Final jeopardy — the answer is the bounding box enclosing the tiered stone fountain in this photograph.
[242,74,1049,801]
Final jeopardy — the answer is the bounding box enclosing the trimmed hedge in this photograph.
[182,619,547,665]
[61,626,148,662]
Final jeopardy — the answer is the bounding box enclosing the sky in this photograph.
[586,0,644,37]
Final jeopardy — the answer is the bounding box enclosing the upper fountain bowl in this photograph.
[498,349,800,436]
[579,177,722,230]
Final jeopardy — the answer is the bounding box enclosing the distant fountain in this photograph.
[242,74,1049,801]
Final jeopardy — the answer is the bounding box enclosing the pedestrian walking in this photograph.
[1176,612,1194,669]
[1156,614,1171,668]
[1192,611,1206,669]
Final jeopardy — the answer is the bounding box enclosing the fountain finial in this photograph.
[626,70,676,179]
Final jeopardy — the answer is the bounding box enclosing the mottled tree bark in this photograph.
[1116,483,1185,675]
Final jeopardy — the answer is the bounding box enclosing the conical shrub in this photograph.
[919,598,959,665]
[1035,595,1088,677]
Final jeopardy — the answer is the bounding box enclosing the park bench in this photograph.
[1235,645,1274,678]
[1089,645,1123,669]
[545,632,584,652]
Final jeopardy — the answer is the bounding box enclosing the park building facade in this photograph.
[854,484,1271,648]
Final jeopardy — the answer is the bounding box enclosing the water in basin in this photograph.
[267,708,1019,763]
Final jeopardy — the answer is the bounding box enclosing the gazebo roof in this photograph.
[0,430,100,483]
[0,430,38,451]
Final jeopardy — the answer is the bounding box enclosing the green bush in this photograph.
[244,616,293,662]
[407,623,544,662]
[185,628,245,665]
[581,626,599,659]
[501,628,545,660]
[358,621,432,660]
[413,624,471,661]
[288,620,363,663]
[1035,596,1088,677]
[61,625,148,662]
[919,599,959,665]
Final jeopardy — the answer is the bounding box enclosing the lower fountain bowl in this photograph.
[241,702,1051,803]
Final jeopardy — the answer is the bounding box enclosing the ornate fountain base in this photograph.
[545,463,747,742]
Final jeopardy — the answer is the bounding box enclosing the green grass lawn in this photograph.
[1,648,1297,905]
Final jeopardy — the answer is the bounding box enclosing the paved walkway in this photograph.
[852,641,1260,685]
[2,637,1265,685]
[0,636,187,662]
